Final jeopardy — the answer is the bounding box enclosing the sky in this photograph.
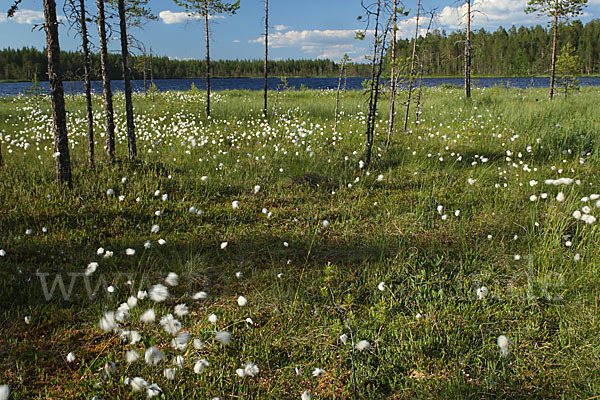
[1,0,599,63]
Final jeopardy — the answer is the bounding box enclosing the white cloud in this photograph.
[437,0,539,30]
[159,10,224,24]
[250,29,376,60]
[274,24,288,31]
[232,39,240,43]
[0,9,45,24]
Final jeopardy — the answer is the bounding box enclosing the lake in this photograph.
[1,76,599,97]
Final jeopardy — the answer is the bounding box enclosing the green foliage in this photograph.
[555,42,582,95]
[23,72,45,105]
[525,0,588,19]
[172,0,240,16]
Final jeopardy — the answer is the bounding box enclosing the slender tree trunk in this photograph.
[118,0,136,160]
[465,0,471,98]
[365,0,381,167]
[263,0,268,118]
[404,11,421,120]
[97,0,115,161]
[204,4,211,118]
[402,0,420,133]
[79,0,94,168]
[44,0,72,187]
[386,0,398,149]
[334,58,346,132]
[143,50,148,94]
[549,0,559,101]
[415,12,435,122]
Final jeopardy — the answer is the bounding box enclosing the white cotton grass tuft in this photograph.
[160,314,182,335]
[301,390,311,400]
[130,377,148,392]
[0,250,5,257]
[146,383,161,398]
[237,296,247,306]
[0,385,9,400]
[208,314,218,324]
[104,361,116,377]
[66,352,76,362]
[339,334,348,345]
[174,303,189,317]
[215,331,231,345]
[355,340,371,351]
[99,311,118,331]
[476,286,489,300]
[243,362,259,377]
[193,339,204,350]
[144,346,165,366]
[140,308,156,324]
[172,333,191,351]
[137,290,147,300]
[497,335,510,357]
[149,284,169,302]
[556,192,565,202]
[192,291,208,300]
[377,281,385,291]
[312,367,325,377]
[220,241,228,249]
[165,272,179,287]
[127,296,137,309]
[322,219,330,227]
[151,224,160,233]
[85,262,99,276]
[253,185,261,194]
[126,349,139,363]
[125,248,135,256]
[232,200,240,209]
[163,368,176,380]
[194,359,209,374]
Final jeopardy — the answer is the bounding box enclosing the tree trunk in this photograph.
[263,0,268,119]
[97,0,115,161]
[143,49,148,94]
[465,0,471,98]
[415,12,435,122]
[118,0,136,160]
[79,0,94,168]
[44,0,72,188]
[334,58,345,132]
[204,4,211,118]
[402,0,421,134]
[365,0,381,167]
[386,0,398,149]
[549,0,559,101]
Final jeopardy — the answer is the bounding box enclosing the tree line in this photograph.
[2,18,599,83]
[390,18,600,77]
[0,47,372,81]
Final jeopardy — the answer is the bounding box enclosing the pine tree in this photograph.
[173,0,240,118]
[525,0,588,100]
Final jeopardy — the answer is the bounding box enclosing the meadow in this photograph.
[0,85,599,399]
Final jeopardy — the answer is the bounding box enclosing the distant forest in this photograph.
[1,19,599,82]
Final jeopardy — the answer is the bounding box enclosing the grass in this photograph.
[0,85,600,399]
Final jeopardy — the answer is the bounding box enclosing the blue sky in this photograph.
[1,0,599,62]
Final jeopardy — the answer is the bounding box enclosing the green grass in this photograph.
[1,86,600,399]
